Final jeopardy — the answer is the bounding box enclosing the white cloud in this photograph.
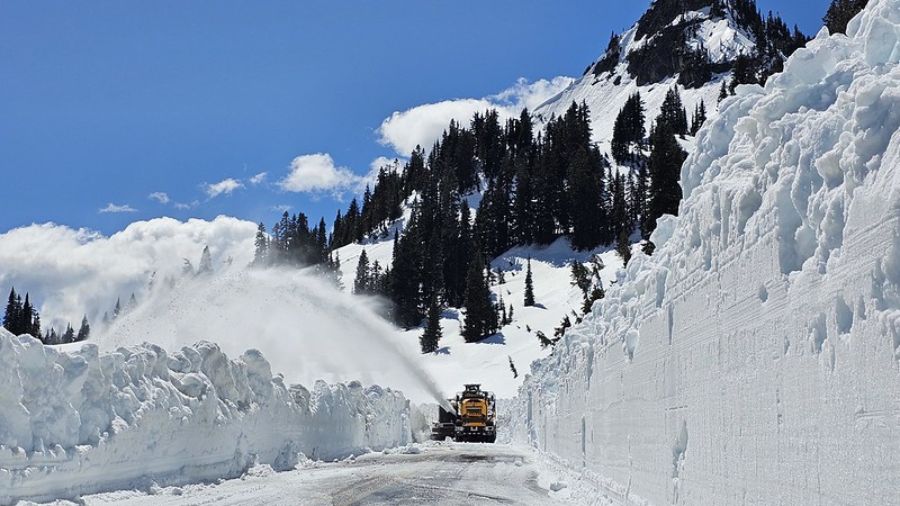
[0,217,257,329]
[205,178,244,198]
[249,172,268,185]
[174,200,199,210]
[376,76,574,155]
[271,204,292,213]
[278,153,362,195]
[99,203,138,214]
[148,192,171,204]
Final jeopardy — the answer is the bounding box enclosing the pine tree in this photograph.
[824,0,868,35]
[62,323,75,344]
[611,93,646,165]
[508,356,518,378]
[570,261,591,296]
[690,101,707,136]
[77,315,90,342]
[420,296,442,353]
[718,81,729,102]
[354,249,371,295]
[646,121,686,235]
[617,229,633,266]
[252,223,269,266]
[462,253,498,342]
[113,298,122,319]
[31,313,41,341]
[582,285,606,314]
[567,147,607,250]
[390,203,425,328]
[3,287,19,334]
[198,245,213,275]
[19,293,33,336]
[524,258,535,307]
[537,330,553,348]
[658,87,688,136]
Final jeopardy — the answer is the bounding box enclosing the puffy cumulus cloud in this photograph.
[205,178,244,198]
[377,76,574,155]
[249,172,268,185]
[148,192,171,204]
[0,217,257,329]
[99,203,138,214]
[278,153,362,196]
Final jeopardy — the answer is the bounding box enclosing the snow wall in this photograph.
[0,330,412,504]
[507,2,900,505]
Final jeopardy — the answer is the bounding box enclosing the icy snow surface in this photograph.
[509,1,900,505]
[0,329,412,504]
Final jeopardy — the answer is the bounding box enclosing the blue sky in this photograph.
[0,0,829,235]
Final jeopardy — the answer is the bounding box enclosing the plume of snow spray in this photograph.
[102,266,452,409]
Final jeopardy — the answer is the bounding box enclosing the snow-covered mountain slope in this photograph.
[337,231,627,400]
[0,329,412,504]
[534,0,755,152]
[507,1,900,504]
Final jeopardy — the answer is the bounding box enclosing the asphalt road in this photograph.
[77,443,569,506]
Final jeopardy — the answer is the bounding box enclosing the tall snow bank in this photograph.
[508,1,900,505]
[0,329,411,504]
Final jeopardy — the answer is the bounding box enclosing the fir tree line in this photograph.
[3,287,90,345]
[258,96,695,347]
[824,0,868,35]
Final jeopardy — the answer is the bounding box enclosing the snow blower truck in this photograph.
[431,384,496,443]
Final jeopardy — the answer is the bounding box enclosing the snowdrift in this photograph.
[508,1,900,505]
[0,329,411,504]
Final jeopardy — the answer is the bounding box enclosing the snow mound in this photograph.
[0,329,411,504]
[509,1,900,504]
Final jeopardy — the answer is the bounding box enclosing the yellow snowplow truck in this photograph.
[431,384,496,443]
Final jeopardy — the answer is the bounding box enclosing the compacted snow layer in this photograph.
[0,330,412,504]
[508,2,900,505]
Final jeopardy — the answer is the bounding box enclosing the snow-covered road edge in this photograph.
[0,330,412,504]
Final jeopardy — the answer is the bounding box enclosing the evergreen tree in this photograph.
[31,313,41,340]
[690,100,707,136]
[390,203,425,328]
[61,323,74,344]
[567,147,607,250]
[524,258,536,307]
[252,223,269,266]
[19,293,33,336]
[462,253,498,342]
[611,93,646,165]
[718,81,729,102]
[658,87,689,136]
[537,330,553,348]
[646,121,687,235]
[617,229,633,266]
[570,261,592,297]
[3,287,19,334]
[77,315,90,342]
[420,296,442,353]
[113,298,122,319]
[354,249,371,295]
[197,245,213,274]
[583,285,606,314]
[824,0,868,35]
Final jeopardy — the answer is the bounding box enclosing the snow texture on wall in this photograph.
[507,1,900,504]
[0,330,411,504]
